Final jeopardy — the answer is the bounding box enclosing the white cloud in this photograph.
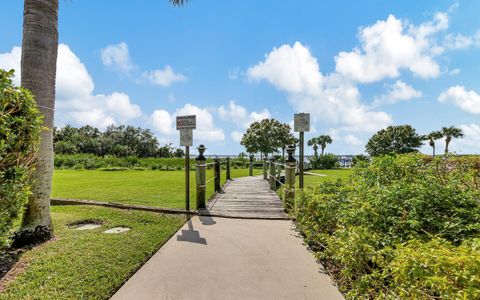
[449,68,461,76]
[150,104,225,143]
[0,44,142,129]
[175,104,224,142]
[447,124,480,154]
[101,42,135,74]
[344,134,363,146]
[142,65,186,87]
[247,42,322,94]
[151,109,174,135]
[438,86,480,114]
[0,46,21,85]
[444,33,474,50]
[335,13,447,82]
[247,42,392,133]
[372,80,422,106]
[231,131,243,143]
[218,100,270,129]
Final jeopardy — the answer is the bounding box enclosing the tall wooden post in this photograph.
[299,131,304,189]
[226,156,231,180]
[214,157,221,192]
[195,145,206,209]
[185,146,190,211]
[269,158,276,190]
[263,157,268,180]
[249,154,254,176]
[284,145,296,212]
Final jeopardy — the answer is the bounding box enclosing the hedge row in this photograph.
[54,154,257,170]
[294,154,480,299]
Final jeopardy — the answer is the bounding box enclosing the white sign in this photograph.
[180,129,193,147]
[176,115,196,130]
[294,113,310,132]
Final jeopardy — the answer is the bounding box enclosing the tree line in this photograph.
[366,125,464,157]
[54,125,184,158]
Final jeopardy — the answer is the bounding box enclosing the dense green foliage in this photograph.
[365,125,423,157]
[54,125,184,158]
[294,154,480,298]
[309,153,339,169]
[240,118,295,157]
[0,69,42,246]
[351,154,370,166]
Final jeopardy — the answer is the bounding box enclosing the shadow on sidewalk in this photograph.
[176,218,207,245]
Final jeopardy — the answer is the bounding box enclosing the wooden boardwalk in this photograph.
[199,176,288,219]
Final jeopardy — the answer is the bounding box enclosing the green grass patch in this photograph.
[304,169,353,186]
[52,169,250,209]
[0,205,185,300]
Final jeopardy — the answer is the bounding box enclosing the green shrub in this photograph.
[0,69,42,246]
[310,153,339,169]
[381,238,480,299]
[294,153,480,298]
[351,154,369,166]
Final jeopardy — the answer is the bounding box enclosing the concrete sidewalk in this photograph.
[111,216,343,300]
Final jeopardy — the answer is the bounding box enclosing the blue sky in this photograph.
[1,0,480,155]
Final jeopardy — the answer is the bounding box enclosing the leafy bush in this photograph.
[0,69,42,245]
[351,154,369,166]
[309,153,339,169]
[295,154,480,298]
[54,154,248,171]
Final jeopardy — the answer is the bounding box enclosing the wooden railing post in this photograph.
[195,145,207,209]
[284,145,296,212]
[269,158,276,190]
[263,157,268,180]
[249,154,254,176]
[214,157,221,192]
[226,156,231,180]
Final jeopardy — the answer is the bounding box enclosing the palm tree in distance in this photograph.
[16,0,187,245]
[426,130,443,157]
[317,135,333,156]
[441,126,464,154]
[308,135,332,157]
[307,137,320,158]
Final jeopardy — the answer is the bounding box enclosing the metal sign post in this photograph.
[294,113,310,189]
[177,116,196,212]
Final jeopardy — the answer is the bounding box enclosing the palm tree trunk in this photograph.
[445,137,450,154]
[16,0,58,244]
[432,144,435,158]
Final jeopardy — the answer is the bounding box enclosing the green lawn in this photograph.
[52,168,250,209]
[303,169,353,187]
[0,206,185,300]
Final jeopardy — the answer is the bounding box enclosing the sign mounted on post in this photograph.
[176,115,196,212]
[176,115,196,130]
[180,129,193,147]
[294,113,310,132]
[294,112,309,189]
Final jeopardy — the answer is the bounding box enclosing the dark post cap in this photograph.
[196,144,206,160]
[286,144,296,162]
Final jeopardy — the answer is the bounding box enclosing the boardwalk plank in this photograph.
[201,176,288,219]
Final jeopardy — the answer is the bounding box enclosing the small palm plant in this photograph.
[441,126,464,154]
